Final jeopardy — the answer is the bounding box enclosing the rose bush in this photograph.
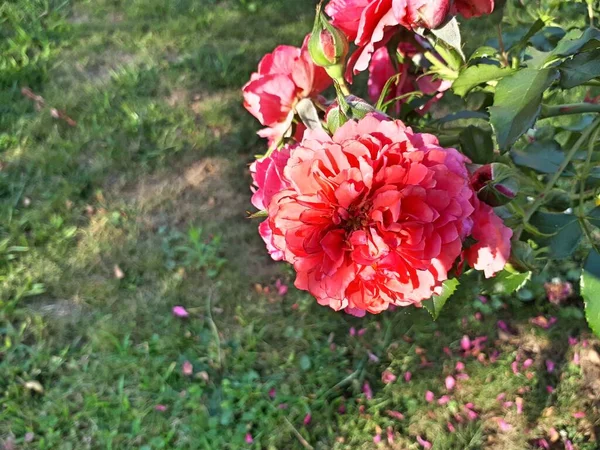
[244,0,600,332]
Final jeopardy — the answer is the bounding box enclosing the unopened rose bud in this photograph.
[308,4,349,80]
[471,163,518,207]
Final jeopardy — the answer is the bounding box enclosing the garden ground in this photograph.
[0,0,599,449]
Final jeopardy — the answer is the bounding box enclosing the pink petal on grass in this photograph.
[386,410,405,420]
[447,422,456,433]
[245,433,254,444]
[382,370,396,384]
[565,440,574,450]
[516,397,523,414]
[182,360,193,376]
[172,306,189,318]
[496,418,512,432]
[456,373,470,380]
[546,385,555,394]
[443,347,453,357]
[474,312,483,321]
[455,361,465,372]
[303,413,312,425]
[496,393,506,402]
[568,336,578,346]
[349,327,356,337]
[438,395,451,405]
[545,359,555,373]
[461,335,471,351]
[404,371,412,382]
[269,388,276,399]
[572,411,586,419]
[503,401,514,408]
[358,328,367,336]
[445,376,456,391]
[425,391,435,403]
[373,434,381,444]
[573,352,580,365]
[387,427,394,443]
[497,320,509,332]
[363,382,373,400]
[275,279,288,296]
[511,361,519,375]
[523,359,534,369]
[416,436,432,449]
[369,352,380,363]
[490,350,500,363]
[155,404,167,412]
[537,438,550,449]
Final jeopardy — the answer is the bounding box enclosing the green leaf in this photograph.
[489,68,559,150]
[452,64,516,97]
[432,110,489,125]
[529,212,583,258]
[559,49,600,89]
[300,355,312,371]
[582,250,600,338]
[508,18,546,55]
[431,17,465,61]
[510,140,570,174]
[588,206,600,229]
[486,270,531,295]
[296,98,322,131]
[551,27,600,60]
[468,46,499,61]
[422,278,459,320]
[459,126,494,164]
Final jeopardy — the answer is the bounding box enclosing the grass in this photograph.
[0,0,599,449]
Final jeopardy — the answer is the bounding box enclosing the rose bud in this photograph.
[470,163,518,207]
[411,0,452,30]
[308,3,349,80]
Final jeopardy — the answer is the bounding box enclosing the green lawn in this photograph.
[0,1,598,449]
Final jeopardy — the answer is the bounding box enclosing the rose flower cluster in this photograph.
[244,0,508,316]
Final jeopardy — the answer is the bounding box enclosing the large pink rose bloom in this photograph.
[243,36,331,145]
[250,146,293,261]
[265,115,478,314]
[326,0,494,76]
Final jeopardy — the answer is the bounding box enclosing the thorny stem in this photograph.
[423,51,459,79]
[578,125,600,253]
[541,103,600,118]
[518,116,600,238]
[497,24,510,67]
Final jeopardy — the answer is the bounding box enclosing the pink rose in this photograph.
[250,145,293,211]
[265,115,476,314]
[243,36,331,145]
[465,200,512,278]
[326,0,494,77]
[251,146,293,260]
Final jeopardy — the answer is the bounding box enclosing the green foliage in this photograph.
[459,126,494,164]
[422,278,459,320]
[582,249,600,336]
[489,68,559,150]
